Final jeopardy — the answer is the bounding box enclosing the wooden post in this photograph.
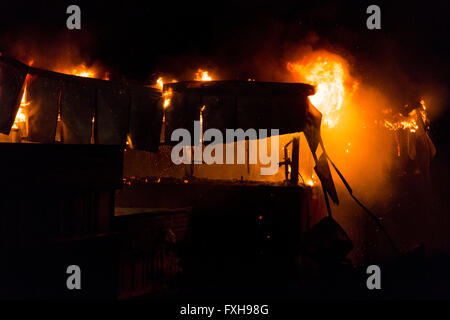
[290,134,300,185]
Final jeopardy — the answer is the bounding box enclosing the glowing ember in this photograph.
[305,173,318,187]
[288,55,346,128]
[345,142,351,153]
[195,69,212,81]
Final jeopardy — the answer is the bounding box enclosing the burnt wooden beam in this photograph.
[165,80,315,97]
[290,134,300,185]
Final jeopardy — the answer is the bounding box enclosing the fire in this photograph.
[12,62,102,133]
[163,88,173,109]
[12,107,26,130]
[384,115,418,133]
[56,63,109,79]
[155,77,177,109]
[420,99,426,110]
[383,100,429,134]
[58,64,96,78]
[288,54,347,128]
[12,80,30,130]
[195,69,212,81]
[11,61,107,135]
[156,70,211,110]
[305,173,318,187]
[419,99,429,128]
[156,77,164,91]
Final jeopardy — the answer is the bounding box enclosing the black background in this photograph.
[0,1,447,81]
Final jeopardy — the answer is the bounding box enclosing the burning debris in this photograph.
[381,99,436,184]
[383,100,429,134]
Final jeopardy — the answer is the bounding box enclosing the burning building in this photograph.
[0,45,442,299]
[0,0,448,302]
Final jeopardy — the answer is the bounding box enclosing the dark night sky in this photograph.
[0,1,448,79]
[0,0,449,148]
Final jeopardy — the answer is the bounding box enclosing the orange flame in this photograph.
[195,69,212,81]
[288,54,347,128]
[383,101,429,134]
[12,79,30,130]
[305,173,318,187]
[156,77,164,91]
[155,77,177,109]
[55,63,109,79]
[163,88,173,109]
[384,115,418,133]
[12,107,26,130]
[12,61,107,133]
[57,64,96,78]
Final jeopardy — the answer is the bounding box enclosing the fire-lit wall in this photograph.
[123,133,316,184]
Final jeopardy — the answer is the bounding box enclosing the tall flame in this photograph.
[288,55,346,128]
[12,81,30,130]
[155,77,174,109]
[163,88,173,109]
